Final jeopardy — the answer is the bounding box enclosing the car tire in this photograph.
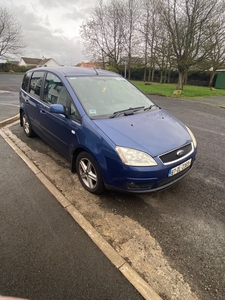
[76,152,105,194]
[22,112,35,137]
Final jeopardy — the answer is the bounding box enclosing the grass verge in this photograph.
[132,81,225,98]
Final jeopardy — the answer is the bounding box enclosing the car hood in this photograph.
[93,109,191,157]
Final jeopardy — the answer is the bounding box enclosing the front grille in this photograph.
[159,143,192,164]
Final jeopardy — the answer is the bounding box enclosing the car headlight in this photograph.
[186,126,197,148]
[115,146,157,166]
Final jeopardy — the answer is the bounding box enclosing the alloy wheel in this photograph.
[79,158,98,189]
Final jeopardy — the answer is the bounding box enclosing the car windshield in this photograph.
[67,76,155,119]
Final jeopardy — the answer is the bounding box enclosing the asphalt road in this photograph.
[1,73,225,299]
[0,74,21,123]
[0,73,23,92]
[148,96,225,299]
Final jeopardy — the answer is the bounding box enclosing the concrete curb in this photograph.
[0,127,163,300]
[0,114,20,128]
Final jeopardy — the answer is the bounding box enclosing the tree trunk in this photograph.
[148,67,151,82]
[151,68,155,82]
[176,71,184,90]
[143,67,147,82]
[209,72,216,87]
[183,71,188,85]
[168,69,171,83]
[163,69,167,83]
[160,70,163,84]
[102,51,105,69]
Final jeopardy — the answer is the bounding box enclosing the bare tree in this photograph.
[0,7,25,59]
[80,0,124,69]
[138,0,158,82]
[80,0,225,87]
[147,1,159,83]
[201,21,225,87]
[121,0,141,79]
[80,1,108,66]
[155,33,171,84]
[158,0,225,90]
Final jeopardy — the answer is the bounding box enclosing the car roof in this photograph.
[28,66,120,77]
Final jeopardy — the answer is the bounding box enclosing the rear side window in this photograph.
[29,71,45,99]
[22,72,32,92]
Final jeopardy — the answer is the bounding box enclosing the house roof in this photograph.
[21,57,57,66]
[39,58,51,66]
[21,57,42,65]
[75,61,101,68]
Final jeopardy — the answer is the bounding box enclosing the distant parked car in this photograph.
[19,67,197,194]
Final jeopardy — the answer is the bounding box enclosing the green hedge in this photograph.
[120,67,212,86]
[0,63,33,73]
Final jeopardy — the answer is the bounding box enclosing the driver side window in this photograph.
[43,73,63,105]
[44,72,80,121]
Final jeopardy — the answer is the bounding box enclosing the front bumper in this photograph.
[104,153,196,193]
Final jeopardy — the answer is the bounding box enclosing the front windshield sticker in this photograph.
[89,109,97,115]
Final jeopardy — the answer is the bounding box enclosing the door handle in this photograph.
[40,110,46,115]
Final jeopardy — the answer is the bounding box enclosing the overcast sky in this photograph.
[0,0,98,65]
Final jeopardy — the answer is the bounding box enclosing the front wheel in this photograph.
[76,152,105,194]
[22,112,35,137]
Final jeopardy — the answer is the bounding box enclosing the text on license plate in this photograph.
[168,159,192,177]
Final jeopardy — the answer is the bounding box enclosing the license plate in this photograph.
[168,159,192,177]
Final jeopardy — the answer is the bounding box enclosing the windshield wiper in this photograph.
[144,104,157,111]
[110,106,145,118]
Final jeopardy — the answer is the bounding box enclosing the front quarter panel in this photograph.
[75,115,121,183]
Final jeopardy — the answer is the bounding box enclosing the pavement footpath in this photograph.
[0,90,162,300]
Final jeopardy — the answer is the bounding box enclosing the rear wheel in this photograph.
[76,152,105,194]
[22,112,35,137]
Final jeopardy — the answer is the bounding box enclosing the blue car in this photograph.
[20,67,197,194]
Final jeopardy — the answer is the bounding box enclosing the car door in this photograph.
[66,99,82,156]
[39,72,78,158]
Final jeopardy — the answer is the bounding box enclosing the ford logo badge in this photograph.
[177,150,185,157]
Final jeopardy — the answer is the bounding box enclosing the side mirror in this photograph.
[49,104,65,115]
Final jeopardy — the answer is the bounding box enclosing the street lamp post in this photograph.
[123,57,128,78]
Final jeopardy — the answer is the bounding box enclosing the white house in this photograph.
[18,57,60,67]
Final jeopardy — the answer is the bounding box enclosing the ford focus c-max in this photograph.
[20,67,197,194]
